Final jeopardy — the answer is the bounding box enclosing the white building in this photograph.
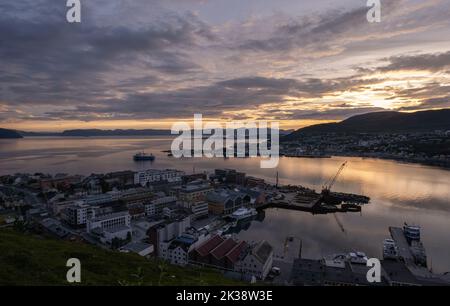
[87,211,131,233]
[235,240,274,280]
[63,201,96,227]
[100,226,132,244]
[134,169,184,187]
[148,215,192,256]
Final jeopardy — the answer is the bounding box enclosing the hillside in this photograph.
[0,229,241,286]
[283,109,450,140]
[0,128,23,139]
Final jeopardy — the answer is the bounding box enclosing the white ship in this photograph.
[383,238,399,260]
[231,207,257,220]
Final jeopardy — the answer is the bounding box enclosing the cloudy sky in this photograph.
[0,0,449,131]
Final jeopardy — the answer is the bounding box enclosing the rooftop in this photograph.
[211,238,238,260]
[196,235,225,257]
[90,211,129,222]
[121,241,153,253]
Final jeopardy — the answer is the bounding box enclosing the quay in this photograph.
[257,187,368,215]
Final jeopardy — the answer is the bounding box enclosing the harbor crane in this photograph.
[322,161,347,194]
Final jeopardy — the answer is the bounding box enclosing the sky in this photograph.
[0,0,449,131]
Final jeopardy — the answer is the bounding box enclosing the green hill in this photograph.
[0,229,241,286]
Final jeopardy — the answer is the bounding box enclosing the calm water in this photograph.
[1,136,449,272]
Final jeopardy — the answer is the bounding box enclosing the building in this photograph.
[50,198,78,215]
[236,187,267,207]
[144,195,177,217]
[84,192,120,205]
[37,218,71,239]
[119,188,154,206]
[235,240,274,280]
[120,242,154,258]
[127,203,145,219]
[40,175,83,191]
[206,189,250,215]
[188,201,209,220]
[87,211,131,233]
[213,169,246,185]
[245,176,265,188]
[159,230,210,266]
[62,201,96,227]
[190,235,238,270]
[98,226,132,244]
[182,173,207,184]
[104,171,135,187]
[171,181,213,203]
[134,169,185,187]
[148,213,192,256]
[189,235,272,279]
[81,174,103,194]
[87,211,132,244]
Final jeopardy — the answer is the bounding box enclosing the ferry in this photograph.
[231,207,257,220]
[133,152,155,161]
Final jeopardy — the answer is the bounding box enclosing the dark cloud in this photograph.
[27,76,383,121]
[261,107,386,121]
[377,51,450,73]
[0,0,213,107]
[234,1,404,54]
[0,0,449,126]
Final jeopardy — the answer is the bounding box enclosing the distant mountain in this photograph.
[283,109,450,141]
[0,128,23,139]
[60,129,171,137]
[18,131,61,137]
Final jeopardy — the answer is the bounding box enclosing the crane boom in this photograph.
[323,161,347,191]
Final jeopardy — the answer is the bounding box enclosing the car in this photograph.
[271,267,281,275]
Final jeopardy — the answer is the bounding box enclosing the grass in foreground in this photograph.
[0,229,242,286]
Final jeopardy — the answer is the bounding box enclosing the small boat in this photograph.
[383,238,398,260]
[347,251,368,265]
[232,207,257,220]
[133,152,155,161]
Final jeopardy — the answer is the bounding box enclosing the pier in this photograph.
[257,187,369,215]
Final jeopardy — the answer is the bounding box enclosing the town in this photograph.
[1,167,449,285]
[281,131,450,169]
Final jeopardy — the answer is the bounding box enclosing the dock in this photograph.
[257,186,368,215]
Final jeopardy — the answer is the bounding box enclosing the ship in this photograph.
[403,224,427,267]
[133,152,155,161]
[231,207,257,220]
